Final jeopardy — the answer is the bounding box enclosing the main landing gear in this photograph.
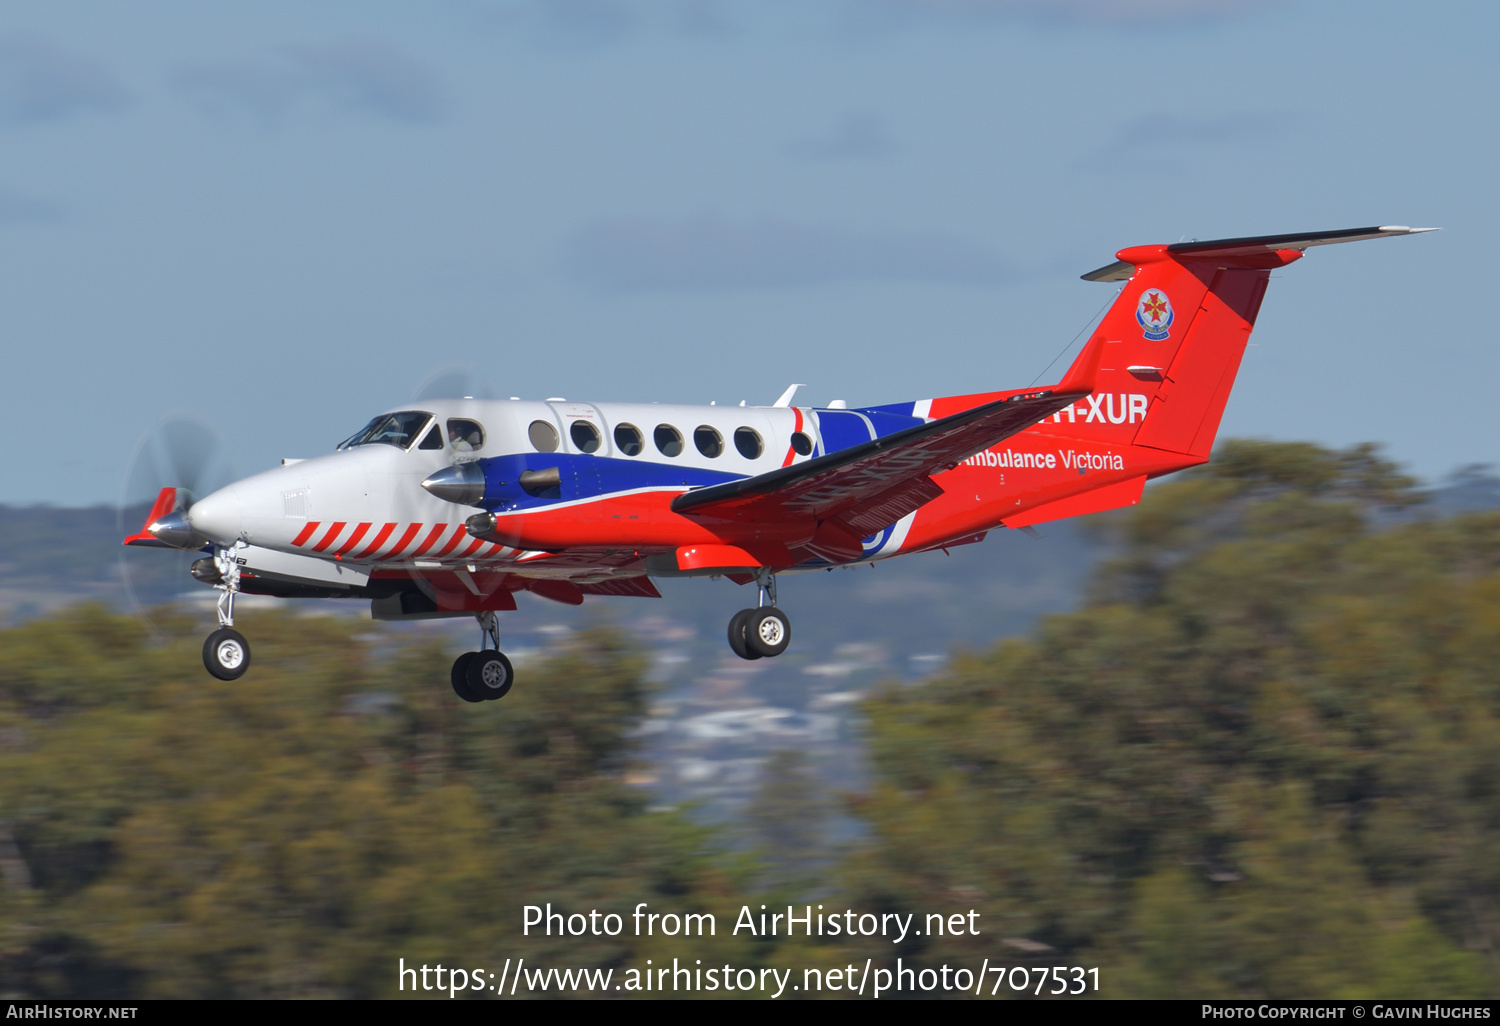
[451,611,514,704]
[203,542,251,681]
[727,569,791,661]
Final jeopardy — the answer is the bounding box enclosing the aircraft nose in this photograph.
[187,485,244,546]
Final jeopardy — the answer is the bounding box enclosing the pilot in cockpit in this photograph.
[448,425,474,452]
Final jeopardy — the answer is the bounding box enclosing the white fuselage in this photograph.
[185,398,825,574]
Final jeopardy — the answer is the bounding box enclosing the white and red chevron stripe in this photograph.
[289,520,510,564]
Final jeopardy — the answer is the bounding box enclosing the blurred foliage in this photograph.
[0,612,742,998]
[3,440,1499,999]
[839,440,1499,998]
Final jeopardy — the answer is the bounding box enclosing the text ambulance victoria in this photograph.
[125,227,1433,701]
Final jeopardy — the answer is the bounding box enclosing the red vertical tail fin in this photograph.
[1050,226,1434,458]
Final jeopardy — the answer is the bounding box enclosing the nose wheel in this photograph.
[203,542,252,681]
[727,570,791,660]
[451,611,515,703]
[204,626,251,680]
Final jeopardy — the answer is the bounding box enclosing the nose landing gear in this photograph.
[727,569,791,660]
[203,542,251,681]
[451,611,514,703]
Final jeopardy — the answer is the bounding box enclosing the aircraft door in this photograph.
[547,402,611,457]
[547,401,607,510]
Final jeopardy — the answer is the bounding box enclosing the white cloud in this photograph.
[0,33,127,125]
[570,214,1010,290]
[0,186,59,223]
[851,0,1259,27]
[175,39,442,124]
[789,112,899,161]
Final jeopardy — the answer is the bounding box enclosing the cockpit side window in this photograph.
[338,411,433,451]
[446,419,485,453]
[418,425,444,450]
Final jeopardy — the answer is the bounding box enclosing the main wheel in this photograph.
[466,650,514,700]
[746,607,791,658]
[727,609,761,661]
[451,652,483,703]
[203,627,251,681]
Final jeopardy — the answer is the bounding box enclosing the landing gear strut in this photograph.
[727,569,791,660]
[203,542,251,681]
[451,610,514,704]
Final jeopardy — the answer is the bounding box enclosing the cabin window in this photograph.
[338,411,432,451]
[571,420,602,453]
[734,427,763,459]
[694,425,723,458]
[654,424,683,457]
[614,423,643,456]
[529,420,560,453]
[446,419,484,452]
[790,431,813,456]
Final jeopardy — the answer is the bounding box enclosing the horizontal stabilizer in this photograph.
[1082,225,1437,281]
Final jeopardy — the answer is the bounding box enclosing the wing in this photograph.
[671,369,1094,550]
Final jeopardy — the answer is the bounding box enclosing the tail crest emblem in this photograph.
[1136,288,1173,340]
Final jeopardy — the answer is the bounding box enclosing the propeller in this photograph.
[117,414,237,635]
[413,365,498,402]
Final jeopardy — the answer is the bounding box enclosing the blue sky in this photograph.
[0,1,1492,505]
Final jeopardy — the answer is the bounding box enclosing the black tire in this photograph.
[467,650,514,700]
[727,609,761,660]
[746,607,791,658]
[203,627,251,681]
[451,652,483,703]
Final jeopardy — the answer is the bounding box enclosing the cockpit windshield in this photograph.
[337,411,433,451]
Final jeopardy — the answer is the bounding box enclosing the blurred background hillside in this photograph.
[2,441,1498,998]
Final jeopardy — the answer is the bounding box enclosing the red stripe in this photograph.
[380,522,422,560]
[457,537,486,559]
[433,525,468,557]
[410,524,448,558]
[355,522,404,560]
[333,522,372,557]
[781,408,804,468]
[291,521,320,547]
[311,522,346,553]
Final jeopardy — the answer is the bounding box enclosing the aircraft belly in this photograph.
[236,544,371,588]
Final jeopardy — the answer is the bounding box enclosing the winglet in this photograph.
[1053,335,1104,396]
[773,384,805,408]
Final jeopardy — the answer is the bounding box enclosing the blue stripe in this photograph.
[856,408,926,440]
[476,452,745,512]
[858,401,918,420]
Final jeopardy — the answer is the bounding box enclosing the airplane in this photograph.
[125,226,1432,702]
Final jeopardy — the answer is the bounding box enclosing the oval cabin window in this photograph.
[734,427,763,459]
[570,420,602,453]
[614,423,643,456]
[694,425,723,458]
[654,424,683,457]
[529,420,560,453]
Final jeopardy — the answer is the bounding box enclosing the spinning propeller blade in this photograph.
[117,415,236,635]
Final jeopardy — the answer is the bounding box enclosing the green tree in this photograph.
[837,441,1498,998]
[0,610,747,998]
